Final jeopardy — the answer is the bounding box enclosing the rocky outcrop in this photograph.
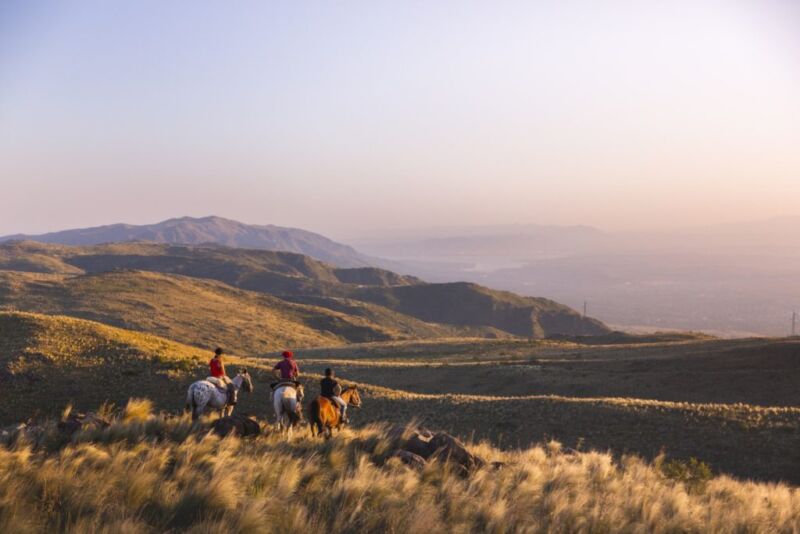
[57,411,111,438]
[387,426,486,475]
[212,414,261,437]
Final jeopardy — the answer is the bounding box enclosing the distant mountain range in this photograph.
[0,216,374,268]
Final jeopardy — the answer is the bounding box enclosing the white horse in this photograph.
[272,383,304,437]
[186,370,253,421]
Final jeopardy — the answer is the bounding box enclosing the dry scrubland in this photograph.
[1,402,799,533]
[3,311,800,485]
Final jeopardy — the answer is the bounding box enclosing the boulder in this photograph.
[429,432,486,471]
[212,414,261,438]
[392,427,486,474]
[391,450,427,470]
[58,412,110,438]
[404,433,436,459]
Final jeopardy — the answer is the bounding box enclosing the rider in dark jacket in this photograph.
[320,368,348,423]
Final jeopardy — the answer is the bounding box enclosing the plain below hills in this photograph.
[0,240,608,339]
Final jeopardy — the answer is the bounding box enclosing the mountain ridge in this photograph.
[0,215,376,268]
[0,240,608,339]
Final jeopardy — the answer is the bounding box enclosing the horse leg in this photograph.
[192,402,203,422]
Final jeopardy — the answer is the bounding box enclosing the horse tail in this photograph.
[308,398,323,436]
[186,385,199,421]
[185,386,194,413]
[282,397,300,426]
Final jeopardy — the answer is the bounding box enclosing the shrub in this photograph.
[658,456,713,494]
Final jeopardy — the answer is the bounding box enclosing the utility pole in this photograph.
[793,310,797,337]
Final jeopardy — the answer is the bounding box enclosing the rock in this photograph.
[212,414,261,438]
[386,425,408,444]
[387,425,434,447]
[0,423,28,444]
[391,450,427,470]
[58,412,110,438]
[403,433,436,459]
[429,432,486,471]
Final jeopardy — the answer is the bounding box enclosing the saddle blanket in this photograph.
[206,377,228,391]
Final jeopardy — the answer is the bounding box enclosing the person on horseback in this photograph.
[272,350,300,388]
[209,347,238,405]
[321,368,348,423]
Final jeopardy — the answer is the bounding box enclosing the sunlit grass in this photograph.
[0,407,797,533]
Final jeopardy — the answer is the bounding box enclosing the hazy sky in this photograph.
[1,1,799,238]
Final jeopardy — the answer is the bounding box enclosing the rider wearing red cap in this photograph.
[273,350,300,383]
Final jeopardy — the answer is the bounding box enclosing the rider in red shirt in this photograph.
[273,351,300,383]
[209,347,237,404]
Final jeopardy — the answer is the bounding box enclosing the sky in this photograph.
[1,1,799,239]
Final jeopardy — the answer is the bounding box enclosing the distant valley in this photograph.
[352,218,800,336]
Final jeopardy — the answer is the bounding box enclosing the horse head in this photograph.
[344,385,362,409]
[237,369,254,393]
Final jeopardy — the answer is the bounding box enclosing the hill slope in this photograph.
[1,312,798,484]
[0,215,375,267]
[0,270,498,352]
[0,311,209,421]
[0,241,608,338]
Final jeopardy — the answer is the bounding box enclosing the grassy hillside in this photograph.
[0,240,609,338]
[354,282,608,337]
[1,408,798,533]
[0,311,212,423]
[2,312,798,484]
[0,270,510,351]
[294,336,800,406]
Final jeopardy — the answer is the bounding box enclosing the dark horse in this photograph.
[308,386,362,438]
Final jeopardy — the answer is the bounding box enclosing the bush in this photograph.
[659,456,713,494]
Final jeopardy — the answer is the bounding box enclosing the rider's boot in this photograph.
[340,407,349,424]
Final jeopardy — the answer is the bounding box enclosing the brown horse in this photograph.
[308,386,362,438]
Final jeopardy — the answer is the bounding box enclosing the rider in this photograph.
[209,347,238,405]
[321,368,348,423]
[272,350,300,387]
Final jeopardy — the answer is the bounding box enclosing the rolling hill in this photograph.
[0,311,209,422]
[0,215,375,268]
[0,241,608,338]
[0,270,504,351]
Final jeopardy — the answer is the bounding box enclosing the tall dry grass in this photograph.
[0,403,797,533]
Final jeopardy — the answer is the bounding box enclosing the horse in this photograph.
[185,370,253,421]
[308,385,362,439]
[272,382,305,438]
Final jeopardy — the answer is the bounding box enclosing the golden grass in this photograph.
[0,407,798,533]
[2,311,797,485]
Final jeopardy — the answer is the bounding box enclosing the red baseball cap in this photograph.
[282,351,294,359]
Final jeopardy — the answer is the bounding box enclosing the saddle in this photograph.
[206,376,226,391]
[271,380,300,391]
[206,377,236,404]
